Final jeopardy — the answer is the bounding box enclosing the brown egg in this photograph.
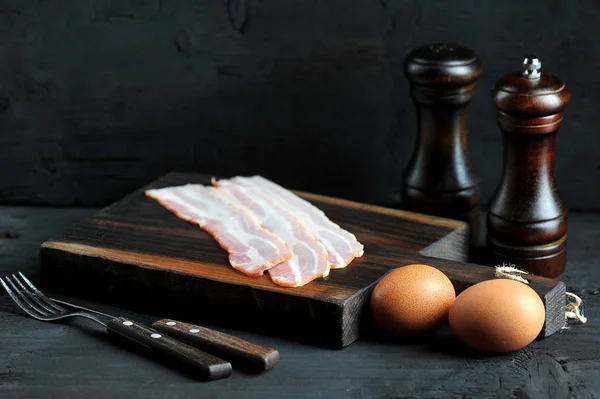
[449,279,545,352]
[370,264,456,335]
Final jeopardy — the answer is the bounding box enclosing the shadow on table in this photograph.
[358,322,516,359]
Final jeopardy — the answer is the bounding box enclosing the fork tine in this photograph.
[11,274,59,315]
[0,277,46,320]
[18,272,65,312]
[5,276,52,317]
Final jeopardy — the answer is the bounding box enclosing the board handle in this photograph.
[152,319,279,371]
[106,317,232,381]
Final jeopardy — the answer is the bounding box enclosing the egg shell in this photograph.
[449,279,545,352]
[370,264,456,335]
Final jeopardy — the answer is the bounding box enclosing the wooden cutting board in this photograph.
[40,172,565,348]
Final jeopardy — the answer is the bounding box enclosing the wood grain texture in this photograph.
[40,172,565,348]
[153,319,279,371]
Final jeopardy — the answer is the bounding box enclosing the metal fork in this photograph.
[0,272,231,381]
[1,272,110,325]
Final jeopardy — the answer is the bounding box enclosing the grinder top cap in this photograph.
[492,56,570,118]
[404,43,481,87]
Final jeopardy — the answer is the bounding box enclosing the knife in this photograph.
[51,298,279,372]
[152,319,280,372]
[49,298,232,381]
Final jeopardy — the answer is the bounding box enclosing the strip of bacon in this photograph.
[145,184,293,277]
[215,176,364,269]
[216,181,330,287]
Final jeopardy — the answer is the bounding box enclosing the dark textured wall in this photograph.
[0,0,598,209]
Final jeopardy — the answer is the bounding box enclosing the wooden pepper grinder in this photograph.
[403,43,482,246]
[487,56,570,278]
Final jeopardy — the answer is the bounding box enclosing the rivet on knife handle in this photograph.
[107,317,232,381]
[152,319,280,371]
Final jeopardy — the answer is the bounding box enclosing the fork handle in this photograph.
[106,317,231,381]
[152,319,279,371]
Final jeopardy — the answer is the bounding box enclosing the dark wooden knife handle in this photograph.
[106,317,232,381]
[152,319,279,371]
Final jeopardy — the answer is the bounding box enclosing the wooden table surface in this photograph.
[1,206,598,399]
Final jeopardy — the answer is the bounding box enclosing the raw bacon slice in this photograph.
[217,181,330,287]
[215,176,364,269]
[145,184,293,277]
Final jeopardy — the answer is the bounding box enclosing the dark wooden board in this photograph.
[39,172,565,348]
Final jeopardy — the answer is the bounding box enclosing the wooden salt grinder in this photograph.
[403,43,482,246]
[487,57,570,278]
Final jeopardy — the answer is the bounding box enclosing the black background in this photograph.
[0,0,596,209]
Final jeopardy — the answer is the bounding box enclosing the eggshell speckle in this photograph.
[370,264,456,335]
[449,279,545,352]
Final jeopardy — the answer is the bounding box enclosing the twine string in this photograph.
[494,264,529,284]
[494,262,587,324]
[565,292,588,324]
